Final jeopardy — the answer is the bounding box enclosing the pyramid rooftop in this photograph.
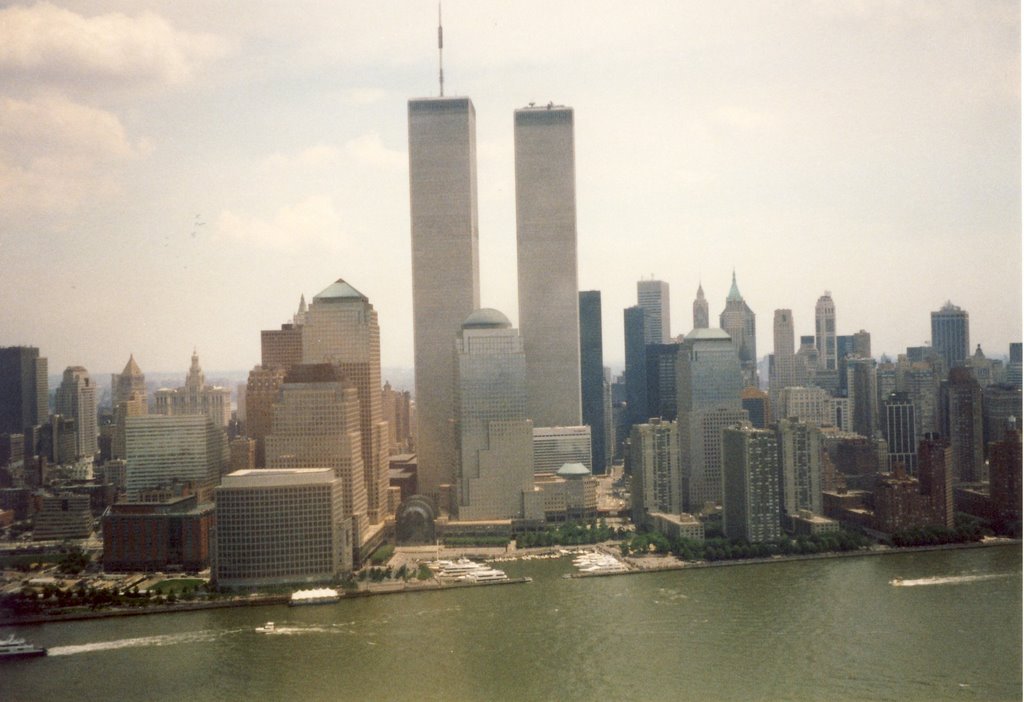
[313,278,368,303]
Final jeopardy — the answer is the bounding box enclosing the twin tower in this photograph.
[409,97,581,500]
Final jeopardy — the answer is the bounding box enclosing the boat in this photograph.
[255,622,276,633]
[889,577,904,586]
[289,587,341,606]
[462,568,509,583]
[0,634,46,659]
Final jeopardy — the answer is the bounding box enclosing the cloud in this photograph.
[344,132,405,172]
[346,88,389,105]
[0,2,228,87]
[0,94,148,213]
[261,143,341,173]
[216,195,345,252]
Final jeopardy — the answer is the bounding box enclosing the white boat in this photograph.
[289,588,340,606]
[255,622,275,633]
[0,634,47,659]
[462,568,509,583]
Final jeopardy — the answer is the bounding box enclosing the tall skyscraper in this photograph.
[302,279,390,526]
[646,342,682,422]
[815,292,837,371]
[454,309,536,520]
[770,309,798,410]
[931,302,970,371]
[514,104,581,428]
[692,283,709,330]
[846,357,878,438]
[676,328,747,510]
[719,272,757,366]
[943,367,984,483]
[722,425,781,543]
[623,306,649,429]
[55,366,98,460]
[0,346,48,437]
[637,279,671,344]
[883,392,918,474]
[578,291,608,475]
[408,95,480,501]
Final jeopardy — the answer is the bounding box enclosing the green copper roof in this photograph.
[556,462,591,477]
[313,278,367,303]
[726,271,743,302]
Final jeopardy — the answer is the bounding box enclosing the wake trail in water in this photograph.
[890,573,1015,588]
[49,628,243,656]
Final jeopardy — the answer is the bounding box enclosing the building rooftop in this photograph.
[462,308,511,329]
[556,462,591,478]
[684,327,732,341]
[313,278,368,303]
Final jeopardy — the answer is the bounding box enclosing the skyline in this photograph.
[0,1,1019,376]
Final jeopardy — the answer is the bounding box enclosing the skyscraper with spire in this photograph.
[692,284,709,330]
[515,103,582,429]
[408,33,480,501]
[154,352,231,427]
[815,292,837,371]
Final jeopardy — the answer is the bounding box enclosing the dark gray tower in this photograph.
[579,291,607,474]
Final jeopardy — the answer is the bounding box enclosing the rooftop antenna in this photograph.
[438,3,444,97]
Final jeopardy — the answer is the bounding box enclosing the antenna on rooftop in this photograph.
[438,3,445,97]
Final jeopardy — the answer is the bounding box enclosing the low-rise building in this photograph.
[33,493,92,540]
[649,512,705,542]
[102,495,214,572]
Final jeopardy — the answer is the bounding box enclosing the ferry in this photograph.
[462,568,509,583]
[0,634,47,659]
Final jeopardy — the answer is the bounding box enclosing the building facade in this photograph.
[125,414,227,500]
[578,291,608,475]
[931,301,969,371]
[55,366,98,461]
[638,279,671,344]
[514,104,582,428]
[722,425,781,543]
[153,351,232,428]
[815,292,837,371]
[408,95,481,501]
[628,419,680,524]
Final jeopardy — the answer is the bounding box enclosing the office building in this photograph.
[532,464,598,522]
[515,104,581,428]
[722,425,781,543]
[778,386,833,427]
[646,342,682,421]
[454,309,536,521]
[533,426,592,474]
[918,435,954,529]
[111,355,146,407]
[638,279,671,344]
[883,392,917,474]
[125,414,228,500]
[623,305,649,429]
[55,366,98,460]
[102,495,214,572]
[846,357,878,438]
[0,346,48,439]
[302,278,390,525]
[408,95,481,501]
[989,423,1021,524]
[931,302,969,371]
[264,364,369,552]
[777,418,823,518]
[982,384,1023,452]
[244,366,288,467]
[214,468,352,587]
[692,283,709,329]
[33,494,93,540]
[153,351,232,427]
[815,292,837,371]
[579,291,608,475]
[943,367,985,483]
[741,387,771,429]
[719,272,757,367]
[1007,342,1022,389]
[261,296,306,369]
[628,419,681,525]
[677,327,747,510]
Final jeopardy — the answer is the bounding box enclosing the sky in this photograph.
[0,1,1019,385]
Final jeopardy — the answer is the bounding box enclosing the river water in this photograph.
[2,545,1020,701]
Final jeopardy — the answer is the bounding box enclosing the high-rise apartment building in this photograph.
[692,283,709,330]
[55,366,98,461]
[214,468,352,587]
[931,302,969,371]
[637,279,671,344]
[722,425,781,543]
[646,343,682,422]
[0,346,48,438]
[989,423,1022,524]
[454,309,535,520]
[154,351,231,427]
[846,357,878,438]
[578,291,607,474]
[628,418,680,525]
[302,279,390,526]
[125,414,227,499]
[264,364,369,553]
[777,418,823,518]
[408,95,481,501]
[514,104,581,428]
[815,292,837,371]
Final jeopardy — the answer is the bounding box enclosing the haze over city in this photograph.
[0,1,1019,377]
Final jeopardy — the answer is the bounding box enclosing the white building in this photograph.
[214,468,352,587]
[533,426,592,474]
[515,104,582,428]
[153,351,231,427]
[55,366,98,461]
[815,292,837,371]
[629,419,681,523]
[125,414,227,499]
[638,279,671,344]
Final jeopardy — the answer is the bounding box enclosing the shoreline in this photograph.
[3,540,1018,625]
